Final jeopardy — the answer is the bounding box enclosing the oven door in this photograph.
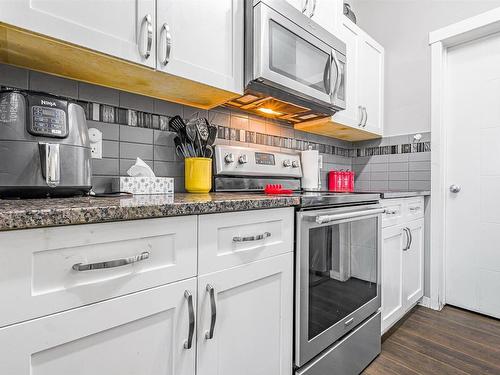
[252,1,346,110]
[295,205,383,367]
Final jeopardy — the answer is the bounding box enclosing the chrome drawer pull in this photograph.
[345,318,354,326]
[409,206,421,211]
[183,290,195,349]
[385,209,397,215]
[205,284,217,340]
[72,251,150,271]
[232,232,271,242]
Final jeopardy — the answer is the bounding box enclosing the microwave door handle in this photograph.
[331,51,341,100]
[323,54,332,96]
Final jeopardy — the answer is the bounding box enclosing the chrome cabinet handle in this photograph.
[72,251,150,271]
[408,228,413,249]
[233,232,271,242]
[160,23,172,66]
[323,54,332,96]
[38,142,60,187]
[358,106,364,126]
[330,51,341,100]
[139,14,153,59]
[402,228,410,251]
[315,208,385,224]
[205,284,217,340]
[301,0,309,14]
[309,0,317,17]
[344,317,354,326]
[183,290,195,349]
[363,107,368,127]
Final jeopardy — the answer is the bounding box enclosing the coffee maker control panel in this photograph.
[28,95,68,138]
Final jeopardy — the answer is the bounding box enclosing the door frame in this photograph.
[429,7,500,310]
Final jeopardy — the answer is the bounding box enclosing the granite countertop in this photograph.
[0,193,300,232]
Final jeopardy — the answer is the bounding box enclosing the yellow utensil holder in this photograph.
[185,157,212,193]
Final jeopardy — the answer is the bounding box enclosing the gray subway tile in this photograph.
[387,135,409,145]
[409,171,431,181]
[356,171,370,181]
[369,155,389,164]
[119,91,154,112]
[154,161,184,177]
[389,162,409,172]
[184,106,207,120]
[119,159,153,175]
[389,153,409,163]
[30,71,78,98]
[119,142,153,160]
[0,64,29,89]
[370,163,388,172]
[91,158,119,176]
[409,161,431,171]
[154,145,175,162]
[119,125,153,144]
[153,99,183,117]
[353,156,371,165]
[78,83,119,106]
[174,176,185,192]
[87,121,119,141]
[371,171,389,181]
[91,176,114,193]
[389,180,409,191]
[209,110,231,127]
[355,180,370,191]
[153,130,176,146]
[370,180,389,191]
[231,115,249,130]
[353,164,370,174]
[102,140,119,158]
[389,171,409,181]
[409,180,431,191]
[409,152,431,162]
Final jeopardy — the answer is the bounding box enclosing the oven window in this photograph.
[308,217,378,340]
[269,20,330,93]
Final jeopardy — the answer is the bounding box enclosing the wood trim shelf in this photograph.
[0,22,240,109]
[294,117,382,142]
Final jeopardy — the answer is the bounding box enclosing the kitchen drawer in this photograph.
[381,200,404,228]
[405,197,425,221]
[198,207,294,274]
[0,216,197,328]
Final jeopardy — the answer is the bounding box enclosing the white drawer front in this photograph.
[198,208,294,275]
[381,201,404,228]
[405,197,425,221]
[0,216,197,328]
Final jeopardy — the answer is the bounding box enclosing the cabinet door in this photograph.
[358,34,384,134]
[310,0,338,33]
[197,253,293,375]
[0,0,156,68]
[0,278,197,375]
[332,18,362,129]
[156,0,243,94]
[403,219,424,307]
[381,225,405,333]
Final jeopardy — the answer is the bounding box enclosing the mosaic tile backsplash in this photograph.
[0,63,431,193]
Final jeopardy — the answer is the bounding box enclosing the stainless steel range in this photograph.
[214,145,382,375]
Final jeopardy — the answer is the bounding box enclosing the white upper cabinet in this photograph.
[358,34,384,134]
[0,0,156,68]
[286,0,308,14]
[156,0,244,94]
[309,0,338,33]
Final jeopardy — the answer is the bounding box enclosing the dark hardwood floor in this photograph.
[363,305,500,375]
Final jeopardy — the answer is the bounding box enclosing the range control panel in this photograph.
[214,145,302,178]
[27,95,69,138]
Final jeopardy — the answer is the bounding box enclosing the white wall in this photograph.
[349,0,500,136]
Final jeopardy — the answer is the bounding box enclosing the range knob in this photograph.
[292,160,300,168]
[283,159,291,167]
[238,154,248,164]
[225,153,235,164]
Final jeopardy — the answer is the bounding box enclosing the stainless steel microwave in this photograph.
[227,0,346,124]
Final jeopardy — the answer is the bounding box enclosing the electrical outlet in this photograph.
[88,128,103,159]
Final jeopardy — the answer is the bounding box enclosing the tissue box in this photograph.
[112,177,174,195]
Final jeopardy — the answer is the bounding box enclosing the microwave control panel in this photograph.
[27,95,69,138]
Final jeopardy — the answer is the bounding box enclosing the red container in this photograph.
[328,170,355,192]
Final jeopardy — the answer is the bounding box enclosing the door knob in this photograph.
[449,184,461,193]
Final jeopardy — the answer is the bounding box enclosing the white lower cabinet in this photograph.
[197,253,293,375]
[381,198,425,333]
[0,278,197,375]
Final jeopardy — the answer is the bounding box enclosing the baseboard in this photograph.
[419,296,442,310]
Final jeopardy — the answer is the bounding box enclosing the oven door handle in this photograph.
[314,208,385,224]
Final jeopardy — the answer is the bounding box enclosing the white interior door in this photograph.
[445,31,500,319]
